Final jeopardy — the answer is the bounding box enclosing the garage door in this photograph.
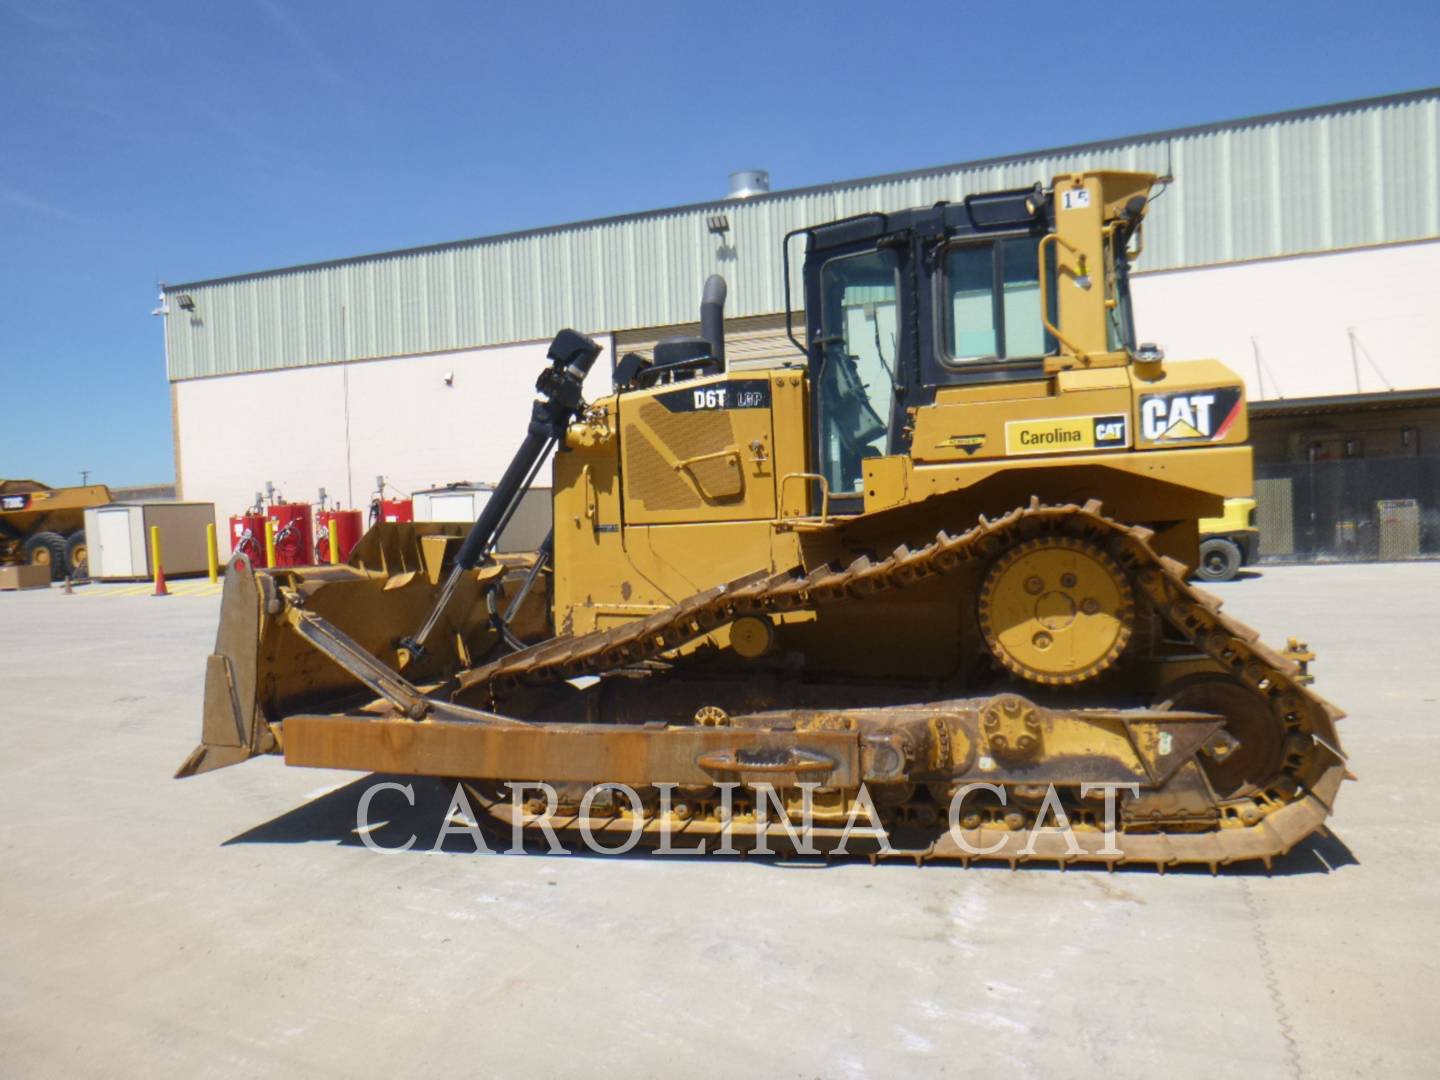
[614,312,807,372]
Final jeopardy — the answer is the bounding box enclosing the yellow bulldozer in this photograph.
[177,171,1347,870]
[0,479,111,581]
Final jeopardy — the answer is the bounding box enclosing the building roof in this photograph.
[164,87,1440,382]
[1250,386,1440,417]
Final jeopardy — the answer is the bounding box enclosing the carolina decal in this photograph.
[1004,414,1130,456]
[1139,387,1243,443]
[654,379,771,412]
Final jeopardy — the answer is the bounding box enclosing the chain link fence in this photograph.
[1255,453,1440,561]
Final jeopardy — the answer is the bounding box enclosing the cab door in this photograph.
[619,372,777,525]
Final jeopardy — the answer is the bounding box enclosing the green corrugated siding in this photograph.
[165,90,1440,381]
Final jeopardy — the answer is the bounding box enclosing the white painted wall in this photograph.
[176,335,613,555]
[1133,240,1440,401]
[176,240,1440,556]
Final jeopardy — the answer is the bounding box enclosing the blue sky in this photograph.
[2,0,1437,486]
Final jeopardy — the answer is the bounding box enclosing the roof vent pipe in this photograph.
[727,169,770,199]
[700,274,727,368]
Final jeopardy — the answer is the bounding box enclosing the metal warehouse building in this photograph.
[162,87,1440,560]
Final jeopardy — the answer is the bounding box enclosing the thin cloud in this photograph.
[0,185,84,223]
[253,0,352,91]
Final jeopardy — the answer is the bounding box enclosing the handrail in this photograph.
[781,226,809,357]
[779,472,831,523]
[672,448,744,500]
[1037,233,1089,363]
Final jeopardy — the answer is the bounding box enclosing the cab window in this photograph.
[817,250,899,496]
[1106,236,1137,352]
[944,235,1055,363]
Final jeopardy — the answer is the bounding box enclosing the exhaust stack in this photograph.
[700,274,727,369]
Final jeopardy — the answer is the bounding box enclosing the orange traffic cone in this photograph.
[153,559,169,597]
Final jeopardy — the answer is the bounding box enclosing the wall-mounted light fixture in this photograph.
[443,371,455,387]
[707,214,729,236]
[177,294,196,311]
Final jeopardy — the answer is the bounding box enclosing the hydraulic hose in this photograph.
[401,329,601,660]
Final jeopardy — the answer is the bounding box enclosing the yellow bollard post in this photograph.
[328,519,340,565]
[206,523,219,583]
[264,518,277,569]
[150,525,169,596]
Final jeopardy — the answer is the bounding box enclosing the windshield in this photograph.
[817,250,899,496]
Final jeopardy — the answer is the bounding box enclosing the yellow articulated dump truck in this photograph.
[1198,497,1260,581]
[178,172,1347,870]
[0,479,111,581]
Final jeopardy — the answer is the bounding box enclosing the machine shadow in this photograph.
[224,774,461,852]
[223,774,1359,877]
[1200,568,1263,584]
[1240,827,1359,876]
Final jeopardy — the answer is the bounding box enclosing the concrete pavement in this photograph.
[1,564,1437,1078]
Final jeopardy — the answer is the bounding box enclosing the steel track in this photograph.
[455,499,1348,870]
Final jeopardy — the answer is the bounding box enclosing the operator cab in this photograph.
[793,182,1144,510]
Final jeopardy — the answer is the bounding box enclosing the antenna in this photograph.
[1250,337,1266,400]
[1250,336,1285,399]
[1347,327,1394,393]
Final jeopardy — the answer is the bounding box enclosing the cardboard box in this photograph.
[0,563,51,590]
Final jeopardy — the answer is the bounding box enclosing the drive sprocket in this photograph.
[976,535,1134,685]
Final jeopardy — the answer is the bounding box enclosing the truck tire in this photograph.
[65,530,89,579]
[1197,537,1242,582]
[23,530,68,582]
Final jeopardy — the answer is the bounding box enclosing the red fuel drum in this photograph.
[267,503,313,567]
[228,513,267,568]
[372,497,413,524]
[314,509,363,564]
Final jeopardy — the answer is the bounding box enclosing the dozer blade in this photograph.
[176,563,271,777]
[175,523,548,778]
